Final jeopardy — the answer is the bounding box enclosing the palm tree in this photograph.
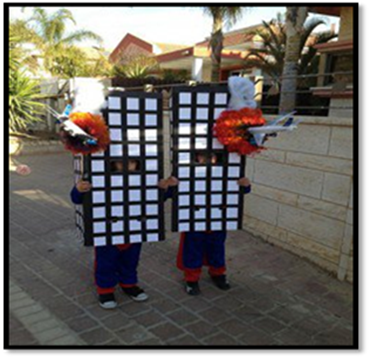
[279,7,308,113]
[245,13,337,87]
[24,7,102,76]
[203,7,244,82]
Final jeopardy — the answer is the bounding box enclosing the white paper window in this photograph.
[178,195,190,207]
[111,206,124,217]
[110,128,122,141]
[146,145,158,157]
[147,233,159,242]
[178,181,190,193]
[145,129,157,141]
[195,195,206,205]
[179,138,191,149]
[211,208,222,219]
[227,221,238,230]
[178,167,190,178]
[211,195,223,205]
[212,138,224,149]
[179,209,190,220]
[195,138,207,149]
[195,181,206,192]
[129,205,141,216]
[211,222,223,231]
[92,176,105,188]
[93,191,105,204]
[214,108,226,119]
[112,236,124,245]
[179,123,192,135]
[127,129,140,141]
[227,208,238,219]
[146,174,158,186]
[146,160,158,171]
[215,93,228,105]
[145,98,157,111]
[179,223,190,232]
[128,145,140,156]
[127,113,140,126]
[91,151,104,157]
[195,124,208,135]
[111,175,123,187]
[92,161,104,172]
[130,234,142,243]
[195,166,207,178]
[195,208,206,219]
[227,180,239,192]
[146,189,158,201]
[146,204,159,215]
[195,222,206,231]
[129,175,141,186]
[196,108,208,120]
[197,93,209,104]
[212,167,223,178]
[111,221,124,233]
[229,153,241,163]
[146,219,159,230]
[211,180,223,192]
[228,167,240,178]
[179,108,191,120]
[108,112,121,125]
[93,207,105,219]
[145,114,157,126]
[110,144,123,156]
[127,97,139,110]
[111,190,124,202]
[227,194,239,205]
[93,222,106,234]
[179,92,191,104]
[129,220,142,231]
[129,190,141,202]
[108,97,120,109]
[94,237,107,246]
[179,152,191,164]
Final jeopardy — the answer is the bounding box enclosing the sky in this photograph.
[8,6,340,51]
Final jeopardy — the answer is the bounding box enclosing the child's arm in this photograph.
[238,177,252,194]
[158,176,179,201]
[70,180,92,204]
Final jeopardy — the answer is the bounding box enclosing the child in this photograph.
[70,159,148,309]
[159,153,251,296]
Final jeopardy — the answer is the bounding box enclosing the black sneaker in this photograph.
[211,275,231,290]
[121,286,148,302]
[185,281,201,296]
[98,293,117,309]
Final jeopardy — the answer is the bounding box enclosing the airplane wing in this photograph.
[267,111,296,126]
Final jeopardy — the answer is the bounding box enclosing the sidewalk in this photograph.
[8,153,354,347]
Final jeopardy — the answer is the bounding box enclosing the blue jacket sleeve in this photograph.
[164,186,174,201]
[243,185,251,194]
[70,186,84,204]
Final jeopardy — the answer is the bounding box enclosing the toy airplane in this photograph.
[46,105,98,146]
[248,111,302,146]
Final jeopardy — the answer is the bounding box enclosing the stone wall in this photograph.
[243,115,353,282]
[163,111,354,282]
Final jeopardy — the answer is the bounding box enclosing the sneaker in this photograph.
[211,275,231,290]
[98,293,117,309]
[185,281,201,296]
[121,286,148,302]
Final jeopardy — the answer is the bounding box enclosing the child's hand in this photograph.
[76,180,92,193]
[238,177,251,187]
[167,176,179,187]
[158,179,169,189]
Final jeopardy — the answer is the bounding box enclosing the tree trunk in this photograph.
[279,7,308,114]
[210,17,224,83]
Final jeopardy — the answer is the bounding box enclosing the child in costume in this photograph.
[159,153,251,296]
[70,159,148,309]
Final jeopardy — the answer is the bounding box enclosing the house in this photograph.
[109,26,265,82]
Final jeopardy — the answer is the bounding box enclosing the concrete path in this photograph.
[8,153,354,347]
